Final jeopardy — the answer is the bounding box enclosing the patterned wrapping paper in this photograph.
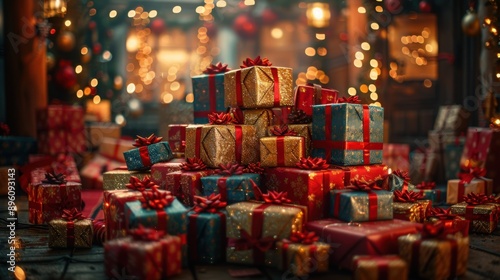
[332,165,389,189]
[382,143,410,172]
[241,109,273,138]
[305,218,421,270]
[0,136,36,166]
[267,124,312,156]
[352,255,408,280]
[102,169,150,191]
[80,155,123,189]
[224,66,294,109]
[459,127,500,193]
[226,201,306,266]
[85,122,121,150]
[99,137,135,163]
[433,105,470,133]
[450,202,498,233]
[330,190,393,222]
[103,189,143,240]
[393,200,431,223]
[271,107,293,125]
[260,136,305,167]
[164,170,216,206]
[188,211,226,264]
[444,142,465,181]
[28,182,82,224]
[184,124,205,159]
[124,141,173,171]
[48,218,93,248]
[38,129,86,155]
[446,178,493,204]
[105,235,182,279]
[192,73,227,124]
[21,154,81,192]
[293,84,338,117]
[150,158,185,188]
[167,124,188,153]
[201,174,260,204]
[312,103,384,166]
[276,240,330,277]
[398,233,469,280]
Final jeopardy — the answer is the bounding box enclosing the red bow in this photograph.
[458,167,486,184]
[270,124,297,136]
[287,231,319,245]
[192,194,227,213]
[421,221,456,239]
[251,179,291,204]
[62,208,85,221]
[416,181,436,190]
[126,176,156,192]
[348,179,383,191]
[394,190,424,202]
[337,96,361,104]
[129,225,164,241]
[203,62,231,74]
[233,229,276,252]
[463,192,489,205]
[428,207,458,220]
[0,122,10,136]
[42,172,67,184]
[487,195,500,203]
[208,112,237,125]
[181,157,207,171]
[217,163,244,176]
[133,134,163,147]
[227,107,244,124]
[392,170,410,184]
[140,188,175,210]
[296,157,329,170]
[240,56,272,68]
[244,162,265,174]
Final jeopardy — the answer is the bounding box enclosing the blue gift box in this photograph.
[201,173,260,205]
[0,136,36,166]
[444,143,464,181]
[330,189,393,222]
[415,185,447,206]
[192,73,226,124]
[188,211,226,264]
[312,103,384,166]
[123,141,173,171]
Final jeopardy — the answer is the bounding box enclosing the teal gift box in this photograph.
[311,103,384,165]
[330,189,393,222]
[443,143,464,181]
[0,136,36,165]
[192,73,226,124]
[414,185,447,206]
[188,211,226,264]
[123,142,173,171]
[201,173,260,205]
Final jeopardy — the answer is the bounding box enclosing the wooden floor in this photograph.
[1,195,500,280]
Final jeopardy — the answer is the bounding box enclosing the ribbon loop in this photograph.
[126,176,156,192]
[208,112,237,125]
[233,229,276,252]
[348,179,383,191]
[421,221,457,239]
[129,225,165,241]
[133,134,163,147]
[217,163,244,176]
[463,192,488,205]
[287,231,319,245]
[140,188,175,210]
[296,157,329,170]
[394,190,424,203]
[42,172,67,184]
[337,96,361,104]
[244,162,265,174]
[240,56,272,68]
[203,62,231,74]
[62,208,85,221]
[270,124,297,136]
[181,157,207,171]
[416,181,436,190]
[192,193,227,213]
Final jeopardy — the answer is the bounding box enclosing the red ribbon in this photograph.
[112,139,121,160]
[66,221,75,247]
[337,96,361,104]
[133,134,163,147]
[277,136,286,166]
[361,104,371,164]
[129,224,164,241]
[181,157,207,171]
[126,176,155,192]
[208,74,216,118]
[235,126,243,163]
[217,177,228,202]
[296,157,329,170]
[458,167,487,184]
[61,208,85,248]
[138,146,152,167]
[286,231,319,245]
[353,256,402,279]
[208,112,236,125]
[271,67,280,107]
[203,62,230,74]
[393,190,424,203]
[281,241,318,271]
[192,194,227,213]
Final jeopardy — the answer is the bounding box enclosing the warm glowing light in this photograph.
[170,81,181,91]
[271,28,283,39]
[305,47,316,56]
[90,78,98,87]
[422,29,429,38]
[64,20,71,27]
[127,83,136,94]
[93,95,101,104]
[84,87,91,95]
[128,10,135,18]
[353,59,363,68]
[316,33,326,40]
[485,18,492,25]
[358,7,366,14]
[370,22,379,30]
[370,69,378,80]
[360,84,368,93]
[185,93,194,103]
[89,8,96,16]
[75,65,82,74]
[370,59,378,68]
[149,10,157,18]
[402,47,410,55]
[216,1,227,8]
[81,47,88,55]
[425,44,433,52]
[109,10,117,18]
[244,0,255,5]
[424,79,432,88]
[196,6,205,14]
[373,102,381,107]
[375,6,383,12]
[369,84,377,92]
[317,47,327,56]
[361,42,370,50]
[417,36,424,44]
[76,90,83,98]
[306,3,331,28]
[348,87,357,96]
[162,93,174,104]
[355,51,364,60]
[173,6,182,13]
[115,114,125,126]
[370,92,378,101]
[126,35,139,53]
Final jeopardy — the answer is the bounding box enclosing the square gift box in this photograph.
[260,136,305,167]
[330,189,393,222]
[48,210,93,248]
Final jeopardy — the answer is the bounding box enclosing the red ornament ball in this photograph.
[261,8,278,24]
[419,1,432,13]
[92,43,102,55]
[233,14,257,39]
[150,18,166,34]
[385,0,403,14]
[54,61,77,90]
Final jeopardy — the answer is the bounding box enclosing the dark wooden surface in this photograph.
[1,195,499,280]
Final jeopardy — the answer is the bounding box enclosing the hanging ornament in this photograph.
[261,8,279,25]
[462,10,480,36]
[385,0,403,14]
[56,31,75,52]
[150,18,166,35]
[92,42,102,55]
[54,60,77,90]
[419,1,432,13]
[46,52,56,70]
[233,14,258,39]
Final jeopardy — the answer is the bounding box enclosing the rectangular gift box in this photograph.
[433,105,470,133]
[150,158,185,187]
[80,155,123,189]
[28,181,82,224]
[352,255,408,280]
[382,143,410,172]
[167,124,188,153]
[226,201,306,266]
[293,84,338,117]
[276,240,330,277]
[224,65,294,109]
[393,200,431,223]
[260,136,305,167]
[267,124,312,156]
[192,72,227,124]
[103,189,143,239]
[188,211,226,264]
[330,189,393,222]
[450,202,498,233]
[124,141,173,171]
[201,173,260,205]
[48,218,93,248]
[0,136,36,166]
[398,233,469,279]
[446,178,493,204]
[85,122,121,151]
[241,109,273,138]
[164,169,216,206]
[312,103,384,166]
[99,137,135,163]
[415,185,447,205]
[105,234,182,279]
[409,149,442,185]
[444,142,465,181]
[102,169,150,191]
[306,218,421,270]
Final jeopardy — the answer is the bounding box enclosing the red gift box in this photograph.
[103,189,143,240]
[383,144,410,172]
[168,124,188,153]
[150,158,186,188]
[306,218,421,270]
[164,169,216,206]
[294,84,338,116]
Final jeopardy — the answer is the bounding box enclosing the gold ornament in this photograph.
[462,10,480,36]
[56,31,75,52]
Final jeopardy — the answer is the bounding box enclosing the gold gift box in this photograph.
[226,201,306,266]
[267,124,312,156]
[398,233,469,280]
[276,241,329,277]
[224,66,294,109]
[450,202,498,233]
[185,125,204,159]
[48,218,93,248]
[393,200,430,223]
[243,109,273,138]
[446,178,493,204]
[352,255,408,280]
[260,136,305,167]
[102,169,150,190]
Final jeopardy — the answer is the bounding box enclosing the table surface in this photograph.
[1,195,500,280]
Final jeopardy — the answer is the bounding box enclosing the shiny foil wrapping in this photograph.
[104,235,182,279]
[99,137,135,163]
[267,124,312,156]
[102,169,150,191]
[184,125,205,159]
[330,190,393,222]
[124,141,174,171]
[226,201,306,266]
[150,158,185,188]
[242,109,273,138]
[398,234,469,280]
[224,66,294,108]
[393,200,431,223]
[164,170,216,206]
[446,178,493,204]
[260,136,305,167]
[201,174,260,205]
[276,241,330,277]
[48,218,93,248]
[352,255,408,280]
[450,202,498,233]
[103,189,143,239]
[28,182,82,224]
[294,84,338,116]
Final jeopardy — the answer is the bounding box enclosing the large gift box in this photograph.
[306,218,421,270]
[48,208,93,248]
[98,137,135,163]
[105,227,182,279]
[102,168,150,191]
[0,135,36,166]
[80,155,123,189]
[123,134,173,171]
[192,63,230,124]
[167,124,188,153]
[450,193,498,233]
[293,84,338,117]
[201,165,259,204]
[433,105,470,133]
[312,98,384,165]
[352,255,408,280]
[85,122,121,151]
[446,168,493,204]
[382,143,410,172]
[224,56,294,109]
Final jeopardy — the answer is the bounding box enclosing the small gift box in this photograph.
[150,158,185,188]
[382,143,410,172]
[201,164,259,205]
[85,122,121,151]
[98,137,135,163]
[393,190,431,223]
[446,167,493,204]
[433,105,469,133]
[276,231,330,277]
[293,83,338,117]
[80,155,123,189]
[230,107,273,139]
[352,255,408,280]
[188,194,227,264]
[398,221,469,280]
[104,226,182,279]
[102,168,150,191]
[312,96,384,165]
[192,62,231,124]
[48,208,93,248]
[330,179,393,222]
[167,124,188,153]
[123,134,173,171]
[28,173,82,224]
[450,193,498,233]
[260,125,305,167]
[268,124,312,156]
[224,56,294,109]
[306,218,421,270]
[415,181,447,206]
